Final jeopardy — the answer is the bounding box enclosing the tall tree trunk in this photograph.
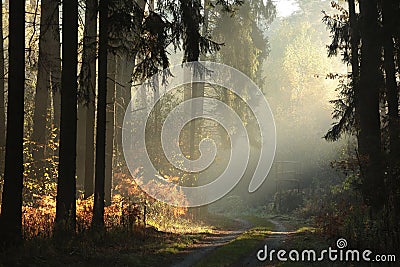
[196,0,209,218]
[0,0,25,246]
[181,0,202,218]
[31,0,60,175]
[382,0,400,161]
[92,0,109,229]
[182,0,201,164]
[85,0,97,198]
[104,53,116,206]
[348,0,360,127]
[76,105,86,193]
[114,55,132,173]
[114,55,124,173]
[49,1,61,160]
[382,0,400,244]
[55,0,78,236]
[358,0,384,211]
[0,2,6,175]
[113,0,145,168]
[77,0,98,197]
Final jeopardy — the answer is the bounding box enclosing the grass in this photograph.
[193,226,272,267]
[201,212,243,230]
[276,228,334,267]
[0,226,207,267]
[0,213,241,267]
[240,215,275,228]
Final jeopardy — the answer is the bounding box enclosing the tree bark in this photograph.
[105,53,116,206]
[77,0,98,198]
[181,0,202,218]
[348,0,360,127]
[0,2,6,174]
[0,0,25,246]
[382,0,400,160]
[31,0,57,175]
[92,0,109,229]
[358,0,384,211]
[114,55,132,173]
[55,0,78,236]
[49,1,61,159]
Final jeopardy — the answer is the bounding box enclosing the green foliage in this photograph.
[212,0,275,85]
[274,190,304,213]
[322,2,356,141]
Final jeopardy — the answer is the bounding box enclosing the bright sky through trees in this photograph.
[273,0,300,17]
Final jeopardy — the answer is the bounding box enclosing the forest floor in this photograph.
[167,214,335,267]
[168,215,291,267]
[0,214,332,267]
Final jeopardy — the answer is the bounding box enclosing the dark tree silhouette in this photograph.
[0,0,25,245]
[382,0,400,161]
[92,0,109,229]
[55,0,78,235]
[77,0,98,198]
[0,1,6,173]
[31,0,61,178]
[357,0,384,210]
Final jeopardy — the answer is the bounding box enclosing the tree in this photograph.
[31,0,61,178]
[105,53,116,205]
[0,0,6,173]
[357,0,384,210]
[49,2,62,158]
[382,0,400,161]
[113,0,146,174]
[0,0,25,245]
[55,0,78,235]
[92,0,109,229]
[323,1,385,210]
[77,0,98,198]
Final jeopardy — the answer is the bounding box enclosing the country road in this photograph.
[170,218,252,267]
[170,218,294,267]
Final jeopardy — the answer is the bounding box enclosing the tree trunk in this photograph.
[84,0,97,198]
[358,0,384,211]
[0,2,6,175]
[31,0,55,176]
[0,0,25,246]
[181,0,202,218]
[105,53,116,206]
[77,0,98,198]
[55,0,78,236]
[113,0,145,166]
[382,0,400,161]
[114,55,132,173]
[382,0,400,242]
[348,0,360,127]
[49,0,61,160]
[92,0,108,229]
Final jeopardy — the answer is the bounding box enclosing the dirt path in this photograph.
[237,219,294,266]
[170,218,252,267]
[170,217,295,267]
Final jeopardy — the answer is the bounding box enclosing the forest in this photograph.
[0,0,399,266]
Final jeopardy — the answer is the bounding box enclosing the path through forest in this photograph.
[170,218,252,267]
[170,218,293,267]
[238,219,294,266]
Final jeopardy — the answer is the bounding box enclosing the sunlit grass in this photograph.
[295,226,317,233]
